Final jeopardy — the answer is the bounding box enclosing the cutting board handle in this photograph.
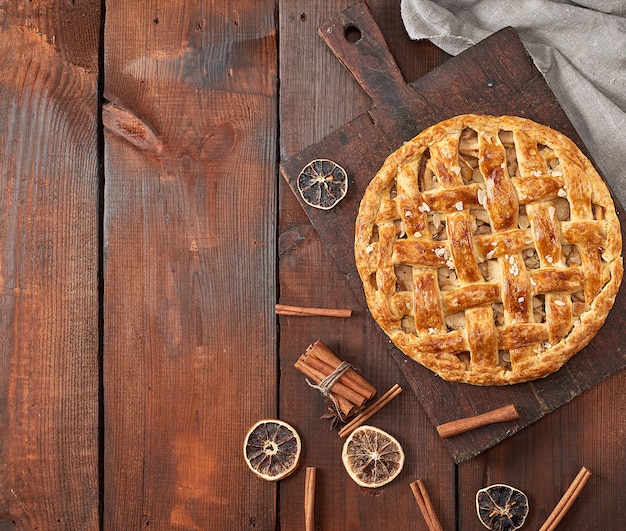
[318,1,414,110]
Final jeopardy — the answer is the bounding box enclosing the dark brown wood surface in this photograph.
[0,1,623,530]
[0,2,101,529]
[101,2,278,529]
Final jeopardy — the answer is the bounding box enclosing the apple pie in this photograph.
[355,114,622,385]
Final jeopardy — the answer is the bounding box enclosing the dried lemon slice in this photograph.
[476,484,529,530]
[243,419,301,481]
[297,158,348,210]
[341,425,405,488]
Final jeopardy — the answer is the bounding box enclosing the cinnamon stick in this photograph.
[293,359,357,417]
[539,466,592,531]
[304,340,377,399]
[276,303,352,318]
[339,384,402,438]
[294,357,366,408]
[302,356,371,408]
[304,467,316,531]
[436,404,519,439]
[410,479,443,531]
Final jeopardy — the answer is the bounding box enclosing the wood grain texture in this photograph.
[0,0,101,72]
[0,3,100,529]
[102,1,277,528]
[278,2,453,529]
[460,369,626,529]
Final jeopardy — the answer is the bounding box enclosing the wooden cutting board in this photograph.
[280,1,626,463]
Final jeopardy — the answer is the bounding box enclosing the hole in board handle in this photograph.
[344,24,362,43]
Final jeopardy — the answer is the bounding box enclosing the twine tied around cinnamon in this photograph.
[306,360,353,420]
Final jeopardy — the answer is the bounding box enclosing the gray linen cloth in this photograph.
[400,0,626,204]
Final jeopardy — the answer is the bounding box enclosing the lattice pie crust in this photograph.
[355,115,622,385]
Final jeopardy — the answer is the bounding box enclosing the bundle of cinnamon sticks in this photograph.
[294,340,377,419]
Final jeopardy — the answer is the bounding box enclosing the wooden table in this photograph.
[0,1,624,529]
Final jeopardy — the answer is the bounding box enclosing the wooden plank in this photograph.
[280,2,626,463]
[278,2,454,529]
[102,1,277,528]
[0,2,100,528]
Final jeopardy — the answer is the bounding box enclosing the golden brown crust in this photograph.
[355,114,623,385]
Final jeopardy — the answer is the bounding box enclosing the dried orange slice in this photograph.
[476,484,529,530]
[297,158,348,210]
[243,419,301,481]
[341,425,405,488]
